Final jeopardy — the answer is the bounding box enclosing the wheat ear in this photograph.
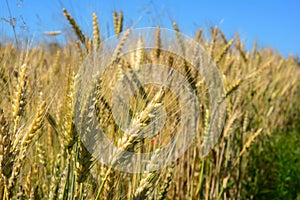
[153,26,161,60]
[214,39,234,64]
[48,154,62,200]
[209,26,218,59]
[63,8,87,48]
[235,32,248,63]
[195,28,203,43]
[0,109,10,198]
[75,41,84,63]
[113,11,119,36]
[133,35,146,70]
[218,29,228,44]
[8,100,46,191]
[133,149,161,199]
[118,11,123,35]
[173,22,185,55]
[157,164,174,200]
[75,140,93,184]
[63,70,76,150]
[92,13,100,50]
[113,11,123,37]
[12,64,27,138]
[53,50,61,74]
[96,88,165,199]
[111,28,131,64]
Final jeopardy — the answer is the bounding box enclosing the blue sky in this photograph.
[0,0,299,57]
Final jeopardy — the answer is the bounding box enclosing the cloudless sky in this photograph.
[0,0,299,57]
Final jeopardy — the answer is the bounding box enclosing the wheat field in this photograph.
[0,9,299,199]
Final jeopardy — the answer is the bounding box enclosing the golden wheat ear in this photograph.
[63,8,88,50]
[12,64,27,138]
[113,10,124,37]
[0,108,11,198]
[62,70,76,151]
[8,100,46,194]
[132,35,146,71]
[157,164,174,200]
[92,13,100,50]
[75,139,93,184]
[214,39,234,65]
[152,26,161,61]
[48,153,62,200]
[133,149,161,199]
